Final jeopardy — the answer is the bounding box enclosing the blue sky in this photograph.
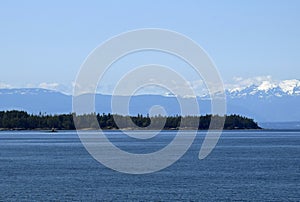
[0,0,299,93]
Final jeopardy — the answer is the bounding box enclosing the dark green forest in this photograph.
[0,110,261,130]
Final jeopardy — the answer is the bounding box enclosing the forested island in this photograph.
[0,110,261,130]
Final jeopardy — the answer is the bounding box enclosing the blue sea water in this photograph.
[0,130,299,201]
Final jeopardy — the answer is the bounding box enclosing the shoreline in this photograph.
[2,128,300,132]
[0,127,265,132]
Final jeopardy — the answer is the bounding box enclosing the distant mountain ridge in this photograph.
[226,79,300,98]
[0,86,299,123]
[0,88,71,114]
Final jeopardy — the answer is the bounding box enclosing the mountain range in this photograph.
[0,79,299,123]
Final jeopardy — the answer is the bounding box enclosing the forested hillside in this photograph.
[0,110,261,130]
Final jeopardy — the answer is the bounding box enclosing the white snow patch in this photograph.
[257,81,276,91]
[279,79,300,95]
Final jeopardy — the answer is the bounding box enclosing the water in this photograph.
[260,121,300,130]
[0,130,299,201]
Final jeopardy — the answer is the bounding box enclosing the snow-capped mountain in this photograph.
[0,78,299,123]
[226,79,300,98]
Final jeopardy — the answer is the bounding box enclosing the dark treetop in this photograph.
[0,110,261,130]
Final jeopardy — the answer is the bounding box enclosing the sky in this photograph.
[0,0,299,94]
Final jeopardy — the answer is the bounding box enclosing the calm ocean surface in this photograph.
[0,130,299,201]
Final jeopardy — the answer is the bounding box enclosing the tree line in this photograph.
[0,110,261,130]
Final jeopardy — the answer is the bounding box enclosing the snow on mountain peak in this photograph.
[278,79,300,95]
[257,81,277,91]
[226,77,300,97]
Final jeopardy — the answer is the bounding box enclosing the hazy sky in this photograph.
[0,0,299,92]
